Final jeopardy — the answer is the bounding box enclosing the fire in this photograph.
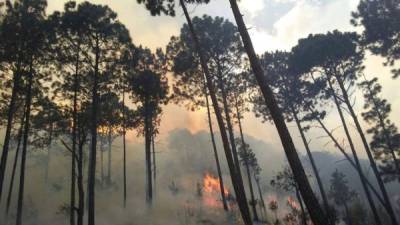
[287,196,301,211]
[201,173,231,208]
[203,173,228,196]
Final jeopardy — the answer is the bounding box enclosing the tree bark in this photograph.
[291,108,331,222]
[205,82,228,211]
[88,36,100,225]
[44,120,54,184]
[107,127,112,185]
[227,1,327,224]
[100,139,104,185]
[152,133,156,193]
[254,177,267,222]
[5,108,25,216]
[77,132,85,225]
[0,63,21,203]
[122,90,127,208]
[326,78,382,225]
[295,186,308,225]
[70,41,80,225]
[16,60,34,225]
[179,1,252,224]
[144,97,152,203]
[244,161,259,221]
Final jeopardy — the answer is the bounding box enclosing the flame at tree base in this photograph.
[203,173,229,195]
[202,172,232,208]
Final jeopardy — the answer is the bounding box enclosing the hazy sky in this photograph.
[46,0,400,157]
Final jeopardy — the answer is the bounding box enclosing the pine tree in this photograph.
[271,165,309,225]
[236,138,259,221]
[129,47,169,203]
[329,169,357,225]
[359,77,400,182]
[290,30,396,225]
[352,0,400,78]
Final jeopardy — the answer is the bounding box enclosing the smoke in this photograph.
[1,128,399,225]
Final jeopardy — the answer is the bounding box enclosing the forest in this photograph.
[0,0,399,225]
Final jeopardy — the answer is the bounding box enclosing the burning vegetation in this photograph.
[202,173,233,209]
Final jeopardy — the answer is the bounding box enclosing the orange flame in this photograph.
[201,173,231,208]
[203,173,229,196]
[287,196,301,211]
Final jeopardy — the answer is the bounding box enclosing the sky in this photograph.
[45,0,400,157]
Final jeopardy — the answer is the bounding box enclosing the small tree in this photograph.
[236,138,259,221]
[349,200,369,225]
[252,164,268,222]
[31,95,67,182]
[97,92,136,186]
[271,166,308,225]
[268,199,280,225]
[329,169,357,225]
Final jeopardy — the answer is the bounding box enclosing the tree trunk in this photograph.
[254,177,267,222]
[334,74,398,225]
[152,133,156,194]
[291,108,331,221]
[216,65,241,173]
[16,60,34,225]
[70,134,76,225]
[70,46,80,225]
[107,127,112,185]
[244,161,259,221]
[179,1,252,224]
[343,202,353,225]
[5,109,25,216]
[88,37,100,225]
[45,124,53,184]
[122,90,127,208]
[205,82,228,211]
[100,139,104,185]
[326,78,382,225]
[77,133,85,225]
[70,139,77,225]
[234,95,259,221]
[295,186,307,225]
[0,63,21,203]
[144,98,152,203]
[216,65,251,217]
[227,1,327,224]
